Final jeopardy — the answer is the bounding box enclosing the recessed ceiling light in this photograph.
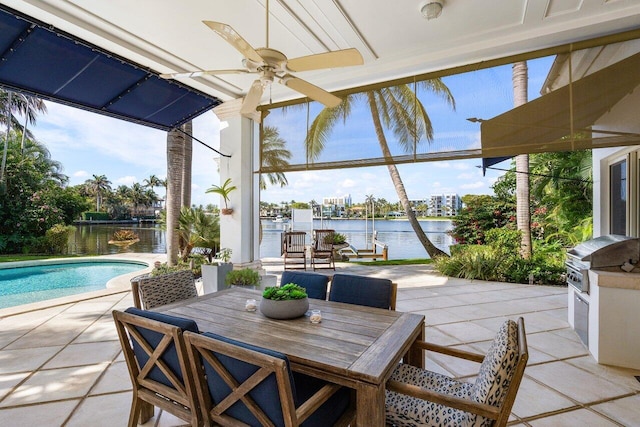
[420,0,443,20]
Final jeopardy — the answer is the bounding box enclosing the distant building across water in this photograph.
[426,193,462,217]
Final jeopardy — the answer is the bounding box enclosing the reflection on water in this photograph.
[69,223,166,255]
[261,219,453,260]
[70,219,453,259]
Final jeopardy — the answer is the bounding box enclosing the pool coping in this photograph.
[0,253,165,318]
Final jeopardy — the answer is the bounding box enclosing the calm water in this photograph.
[0,261,146,309]
[69,220,452,259]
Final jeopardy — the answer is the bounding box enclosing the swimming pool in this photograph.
[0,260,147,309]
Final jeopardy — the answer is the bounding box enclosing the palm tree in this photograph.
[1,90,47,185]
[181,121,193,209]
[513,61,532,259]
[305,82,455,258]
[86,174,112,211]
[143,174,162,190]
[260,126,292,189]
[166,128,184,265]
[129,182,146,217]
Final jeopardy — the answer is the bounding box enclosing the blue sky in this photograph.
[26,56,555,207]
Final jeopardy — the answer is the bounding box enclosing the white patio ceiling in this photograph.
[3,0,640,110]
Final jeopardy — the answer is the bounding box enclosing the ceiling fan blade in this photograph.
[240,80,265,114]
[160,69,251,79]
[280,74,342,108]
[203,21,264,64]
[286,48,364,72]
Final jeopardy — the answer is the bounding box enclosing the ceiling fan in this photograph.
[160,0,364,115]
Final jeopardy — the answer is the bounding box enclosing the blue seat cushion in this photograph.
[293,372,351,427]
[124,307,198,389]
[200,333,350,427]
[281,271,329,300]
[200,332,296,427]
[329,274,392,309]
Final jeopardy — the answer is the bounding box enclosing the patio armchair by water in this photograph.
[329,273,397,310]
[311,229,336,270]
[280,270,330,300]
[282,231,308,270]
[133,269,198,309]
[184,331,356,426]
[113,308,201,427]
[385,317,528,427]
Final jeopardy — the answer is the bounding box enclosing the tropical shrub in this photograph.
[449,195,516,245]
[81,212,110,220]
[225,268,260,287]
[435,228,565,285]
[44,224,76,254]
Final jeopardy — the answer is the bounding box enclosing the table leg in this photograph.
[355,382,385,426]
[406,321,425,368]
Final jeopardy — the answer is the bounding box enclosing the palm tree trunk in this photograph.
[181,121,193,208]
[166,128,184,265]
[366,93,447,258]
[513,61,532,259]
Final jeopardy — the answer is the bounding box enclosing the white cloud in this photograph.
[460,181,485,189]
[73,170,89,178]
[432,182,441,187]
[341,179,357,188]
[115,176,137,185]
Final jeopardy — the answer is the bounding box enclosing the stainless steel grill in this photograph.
[566,235,640,293]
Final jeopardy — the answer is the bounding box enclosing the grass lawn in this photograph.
[0,254,80,263]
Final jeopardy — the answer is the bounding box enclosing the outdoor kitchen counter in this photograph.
[577,268,640,370]
[590,267,640,290]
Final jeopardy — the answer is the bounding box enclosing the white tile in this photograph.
[526,361,634,404]
[529,408,619,426]
[66,392,132,427]
[44,341,121,369]
[591,394,640,426]
[90,361,132,395]
[0,372,29,400]
[0,363,107,407]
[0,346,63,374]
[0,399,78,425]
[511,376,576,419]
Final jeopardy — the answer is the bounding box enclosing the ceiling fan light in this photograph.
[420,0,443,20]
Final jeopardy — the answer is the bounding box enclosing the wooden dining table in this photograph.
[157,288,425,426]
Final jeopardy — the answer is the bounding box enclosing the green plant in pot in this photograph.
[260,283,309,319]
[206,178,237,215]
[225,268,260,288]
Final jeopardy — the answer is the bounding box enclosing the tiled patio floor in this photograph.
[1,257,639,426]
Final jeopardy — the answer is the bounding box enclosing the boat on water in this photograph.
[273,215,289,223]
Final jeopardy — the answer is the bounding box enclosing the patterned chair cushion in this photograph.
[385,363,474,427]
[138,270,198,309]
[470,320,519,416]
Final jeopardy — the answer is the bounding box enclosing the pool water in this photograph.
[0,261,146,309]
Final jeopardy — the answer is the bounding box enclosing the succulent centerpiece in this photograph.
[259,283,309,319]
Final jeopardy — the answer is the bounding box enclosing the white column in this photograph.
[218,115,261,268]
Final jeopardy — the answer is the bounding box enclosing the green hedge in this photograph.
[81,212,110,221]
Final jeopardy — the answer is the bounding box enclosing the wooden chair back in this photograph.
[311,229,336,270]
[113,308,200,427]
[282,231,307,270]
[185,331,354,427]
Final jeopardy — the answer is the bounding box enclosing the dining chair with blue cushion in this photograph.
[280,270,330,300]
[328,273,397,310]
[184,331,355,427]
[113,307,200,427]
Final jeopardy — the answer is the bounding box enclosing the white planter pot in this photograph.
[201,263,233,294]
